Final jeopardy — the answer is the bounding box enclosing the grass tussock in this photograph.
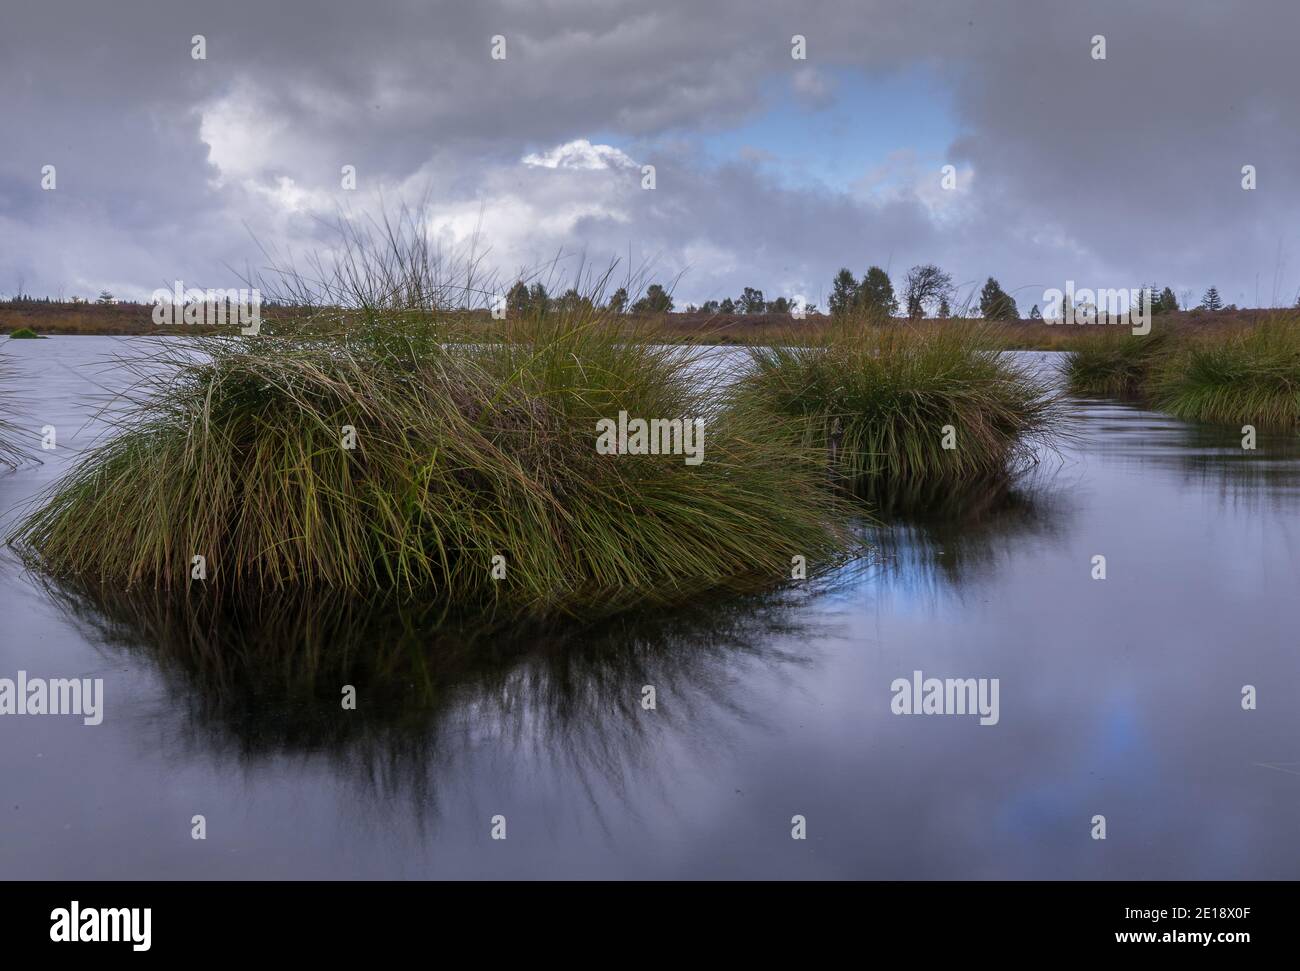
[723,319,1065,489]
[1149,314,1300,427]
[8,313,857,613]
[1060,328,1172,397]
[0,352,27,470]
[7,327,44,339]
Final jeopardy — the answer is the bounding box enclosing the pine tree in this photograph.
[1029,304,1042,320]
[978,277,1019,320]
[1140,284,1160,315]
[829,269,858,317]
[1200,286,1222,311]
[556,288,592,314]
[631,283,674,314]
[739,287,766,314]
[506,280,531,316]
[857,266,897,317]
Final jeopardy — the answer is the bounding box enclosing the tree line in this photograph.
[1,277,1262,317]
[770,264,1020,320]
[503,266,1246,321]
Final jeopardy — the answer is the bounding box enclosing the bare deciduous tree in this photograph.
[904,264,953,318]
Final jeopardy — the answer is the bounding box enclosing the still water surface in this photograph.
[1,337,1297,878]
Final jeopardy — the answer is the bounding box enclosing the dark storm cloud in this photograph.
[1,0,1297,308]
[944,1,1300,307]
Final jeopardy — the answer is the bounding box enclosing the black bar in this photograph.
[0,881,1279,956]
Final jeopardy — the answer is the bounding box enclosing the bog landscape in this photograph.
[1,1,1297,896]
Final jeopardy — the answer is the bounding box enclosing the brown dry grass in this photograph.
[0,301,1276,349]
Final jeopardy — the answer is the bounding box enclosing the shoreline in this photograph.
[0,305,1275,350]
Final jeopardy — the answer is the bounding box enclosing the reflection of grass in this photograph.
[866,475,1069,594]
[1084,400,1300,509]
[39,577,835,814]
[1151,314,1300,427]
[725,319,1065,489]
[8,313,856,613]
[1061,329,1172,397]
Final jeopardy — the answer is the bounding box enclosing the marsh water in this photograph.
[1,337,1298,879]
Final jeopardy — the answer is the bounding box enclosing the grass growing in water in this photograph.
[1060,328,1172,397]
[7,327,44,339]
[8,313,857,613]
[1149,314,1300,427]
[723,319,1064,489]
[0,352,27,470]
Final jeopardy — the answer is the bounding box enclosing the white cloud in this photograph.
[198,85,288,184]
[522,139,638,170]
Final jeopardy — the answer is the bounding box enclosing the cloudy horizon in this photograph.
[3,0,1299,313]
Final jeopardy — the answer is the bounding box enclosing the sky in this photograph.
[2,0,1299,314]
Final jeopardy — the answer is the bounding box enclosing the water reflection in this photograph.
[22,473,1077,829]
[10,343,1300,877]
[37,577,839,824]
[1075,397,1300,506]
[863,475,1073,600]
